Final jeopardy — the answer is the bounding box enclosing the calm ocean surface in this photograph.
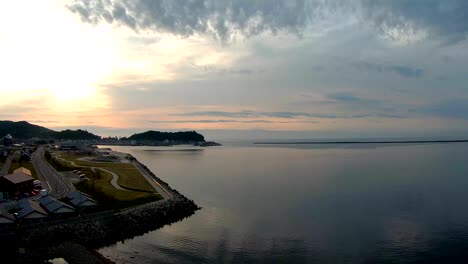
[99,142,468,263]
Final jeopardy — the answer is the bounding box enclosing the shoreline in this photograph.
[2,150,200,263]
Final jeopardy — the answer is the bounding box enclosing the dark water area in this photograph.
[100,142,468,263]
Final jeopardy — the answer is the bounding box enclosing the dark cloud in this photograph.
[322,92,410,119]
[388,65,423,78]
[68,0,468,43]
[326,92,375,103]
[360,0,468,44]
[68,0,316,41]
[354,62,423,78]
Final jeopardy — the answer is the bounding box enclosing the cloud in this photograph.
[171,110,326,119]
[171,110,406,119]
[28,120,59,124]
[326,92,375,103]
[68,0,316,41]
[68,0,468,44]
[150,119,275,124]
[388,65,423,78]
[354,62,424,78]
[359,0,468,44]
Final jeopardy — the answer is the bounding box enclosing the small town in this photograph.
[0,131,199,263]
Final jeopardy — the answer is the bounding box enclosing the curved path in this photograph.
[56,156,126,191]
[99,168,125,191]
[54,152,173,199]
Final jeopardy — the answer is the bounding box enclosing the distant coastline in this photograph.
[254,139,468,145]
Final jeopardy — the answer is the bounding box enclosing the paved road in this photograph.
[32,147,71,198]
[0,155,13,176]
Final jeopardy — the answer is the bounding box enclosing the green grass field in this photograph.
[57,153,155,192]
[74,170,162,210]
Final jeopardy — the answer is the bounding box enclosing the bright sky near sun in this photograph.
[1,0,468,139]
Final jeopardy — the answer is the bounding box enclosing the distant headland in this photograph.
[0,120,221,147]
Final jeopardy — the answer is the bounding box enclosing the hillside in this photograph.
[0,121,54,139]
[0,121,100,140]
[126,130,205,143]
[54,129,101,140]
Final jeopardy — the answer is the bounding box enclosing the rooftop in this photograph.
[2,172,34,184]
[14,167,32,177]
[66,191,97,206]
[40,196,75,213]
[18,199,48,218]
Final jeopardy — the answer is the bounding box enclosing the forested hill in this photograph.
[126,130,205,142]
[0,121,53,139]
[54,129,101,140]
[0,121,208,143]
[0,121,100,140]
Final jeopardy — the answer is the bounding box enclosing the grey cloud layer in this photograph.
[68,0,468,42]
[354,62,423,78]
[172,110,406,119]
[360,0,468,43]
[68,0,314,41]
[149,120,304,124]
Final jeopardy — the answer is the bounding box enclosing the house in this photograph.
[3,134,13,147]
[16,199,48,220]
[39,195,75,215]
[64,191,98,209]
[0,172,34,199]
[13,167,32,177]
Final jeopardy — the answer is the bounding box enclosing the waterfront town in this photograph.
[0,130,200,263]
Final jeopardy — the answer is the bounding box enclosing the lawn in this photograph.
[8,161,39,179]
[74,170,162,210]
[56,152,155,192]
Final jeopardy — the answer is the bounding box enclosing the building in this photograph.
[0,172,34,199]
[64,191,98,209]
[13,167,32,177]
[39,195,75,215]
[3,134,13,147]
[16,199,48,220]
[59,143,78,151]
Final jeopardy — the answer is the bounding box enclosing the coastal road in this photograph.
[32,147,71,198]
[0,155,13,176]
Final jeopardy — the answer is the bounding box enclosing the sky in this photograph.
[1,0,468,140]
